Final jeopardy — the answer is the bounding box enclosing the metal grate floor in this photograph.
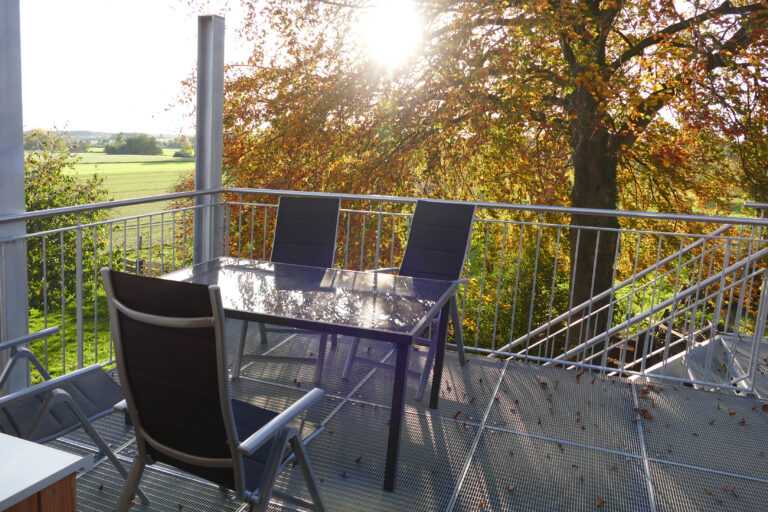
[44,324,768,511]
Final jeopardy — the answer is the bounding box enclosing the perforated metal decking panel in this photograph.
[49,327,768,511]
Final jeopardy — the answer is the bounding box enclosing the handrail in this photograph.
[549,248,768,363]
[495,224,735,353]
[0,188,224,224]
[225,187,768,227]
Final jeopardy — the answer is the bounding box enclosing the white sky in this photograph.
[20,0,250,136]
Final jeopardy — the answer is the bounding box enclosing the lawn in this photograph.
[28,293,114,384]
[67,149,194,218]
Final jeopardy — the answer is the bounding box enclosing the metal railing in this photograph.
[1,188,766,392]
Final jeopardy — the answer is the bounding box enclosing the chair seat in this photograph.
[0,367,123,442]
[231,399,281,491]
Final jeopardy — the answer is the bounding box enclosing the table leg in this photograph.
[383,341,409,492]
[429,302,451,409]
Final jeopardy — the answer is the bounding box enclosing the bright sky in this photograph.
[20,0,248,135]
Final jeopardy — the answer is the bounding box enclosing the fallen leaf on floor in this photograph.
[355,456,362,464]
[596,496,606,507]
[454,410,462,419]
[98,484,104,491]
[705,488,712,495]
[507,485,516,492]
[739,418,746,426]
[545,453,550,459]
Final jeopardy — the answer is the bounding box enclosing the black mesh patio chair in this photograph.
[342,199,475,400]
[101,269,326,512]
[0,326,148,504]
[231,195,341,384]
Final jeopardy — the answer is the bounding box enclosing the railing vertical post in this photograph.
[193,15,225,264]
[0,0,30,393]
[747,273,768,393]
[75,220,84,369]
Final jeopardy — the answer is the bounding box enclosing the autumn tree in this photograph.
[200,0,767,337]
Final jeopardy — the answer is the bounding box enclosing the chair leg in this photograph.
[330,333,337,350]
[449,296,466,366]
[289,435,327,512]
[258,321,268,344]
[315,333,328,386]
[415,331,439,402]
[341,337,360,379]
[232,319,249,381]
[33,390,150,504]
[116,457,147,512]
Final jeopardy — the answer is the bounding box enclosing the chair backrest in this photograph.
[270,196,341,268]
[101,269,244,493]
[399,200,476,281]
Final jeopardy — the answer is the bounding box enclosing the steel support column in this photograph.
[0,0,30,392]
[193,15,225,264]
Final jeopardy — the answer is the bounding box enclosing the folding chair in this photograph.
[342,199,475,400]
[0,326,148,504]
[102,269,326,512]
[231,195,341,384]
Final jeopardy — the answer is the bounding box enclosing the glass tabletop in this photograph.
[163,257,457,337]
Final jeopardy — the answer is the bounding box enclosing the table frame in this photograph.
[168,258,458,491]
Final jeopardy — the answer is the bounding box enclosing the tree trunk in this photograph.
[568,113,620,347]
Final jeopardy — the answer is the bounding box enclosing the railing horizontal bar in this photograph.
[1,204,210,243]
[225,187,768,227]
[0,189,222,225]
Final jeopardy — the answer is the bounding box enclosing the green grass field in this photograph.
[66,149,194,218]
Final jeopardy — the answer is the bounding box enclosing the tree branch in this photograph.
[615,85,676,150]
[611,2,766,70]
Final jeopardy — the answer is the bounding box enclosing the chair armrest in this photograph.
[0,365,103,408]
[114,399,127,413]
[0,348,52,390]
[238,387,325,455]
[0,326,60,353]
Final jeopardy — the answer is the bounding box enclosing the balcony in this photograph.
[1,190,767,511]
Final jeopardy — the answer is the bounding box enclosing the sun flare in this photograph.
[359,0,422,67]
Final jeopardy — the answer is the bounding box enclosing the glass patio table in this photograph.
[163,257,459,492]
